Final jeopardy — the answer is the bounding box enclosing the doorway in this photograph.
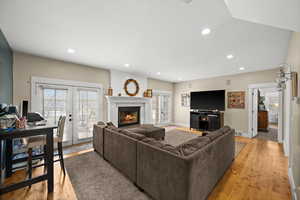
[257,88,280,141]
[31,77,103,146]
[248,83,283,142]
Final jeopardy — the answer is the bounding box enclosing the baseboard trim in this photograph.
[172,123,189,128]
[235,131,251,138]
[284,141,289,157]
[289,167,298,200]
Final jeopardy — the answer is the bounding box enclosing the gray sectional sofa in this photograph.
[93,123,235,200]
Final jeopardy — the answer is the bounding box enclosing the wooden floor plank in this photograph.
[1,137,291,200]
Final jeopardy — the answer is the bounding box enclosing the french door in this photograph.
[40,85,73,144]
[152,91,172,125]
[74,88,100,143]
[33,80,102,146]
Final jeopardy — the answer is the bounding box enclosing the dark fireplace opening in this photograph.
[118,106,140,127]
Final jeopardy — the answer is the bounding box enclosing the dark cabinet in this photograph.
[190,111,224,131]
[258,111,268,131]
[190,113,200,130]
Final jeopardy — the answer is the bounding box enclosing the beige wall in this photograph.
[147,78,174,92]
[13,52,110,120]
[13,52,174,121]
[147,78,175,122]
[173,69,279,134]
[286,32,300,193]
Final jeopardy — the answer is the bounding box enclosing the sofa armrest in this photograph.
[93,124,105,156]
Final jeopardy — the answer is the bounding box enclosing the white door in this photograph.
[249,88,259,137]
[36,84,73,145]
[73,88,101,144]
[151,91,172,125]
[278,91,283,143]
[151,95,158,124]
[34,83,101,146]
[252,89,259,137]
[158,95,170,124]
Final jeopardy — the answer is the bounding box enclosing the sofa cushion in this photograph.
[161,144,181,155]
[220,126,231,134]
[129,126,165,140]
[128,127,147,134]
[119,129,146,140]
[205,126,232,141]
[106,121,116,127]
[141,138,180,155]
[106,122,122,132]
[176,136,210,156]
[205,130,223,141]
[141,137,165,148]
[97,121,107,126]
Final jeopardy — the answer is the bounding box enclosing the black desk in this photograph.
[0,125,57,194]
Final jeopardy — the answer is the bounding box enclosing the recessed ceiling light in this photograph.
[201,28,211,36]
[226,54,234,60]
[157,72,161,75]
[124,64,130,68]
[67,48,75,54]
[239,67,245,71]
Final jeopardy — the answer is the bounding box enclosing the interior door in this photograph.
[252,88,259,137]
[73,88,101,144]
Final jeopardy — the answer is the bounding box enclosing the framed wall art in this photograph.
[181,93,190,107]
[228,91,245,109]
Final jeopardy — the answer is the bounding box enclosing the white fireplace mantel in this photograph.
[106,96,153,126]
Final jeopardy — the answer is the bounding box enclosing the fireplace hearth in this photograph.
[118,106,140,127]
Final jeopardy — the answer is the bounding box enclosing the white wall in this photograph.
[110,70,148,97]
[285,31,300,199]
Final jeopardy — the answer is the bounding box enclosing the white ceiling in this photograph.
[0,0,291,82]
[225,0,300,32]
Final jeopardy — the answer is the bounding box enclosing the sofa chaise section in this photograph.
[136,127,235,200]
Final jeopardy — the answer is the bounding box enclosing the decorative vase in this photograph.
[108,87,113,96]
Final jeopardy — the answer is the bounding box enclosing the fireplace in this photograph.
[118,106,140,127]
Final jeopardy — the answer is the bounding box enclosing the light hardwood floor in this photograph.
[1,137,291,200]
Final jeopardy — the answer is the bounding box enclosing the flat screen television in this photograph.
[190,90,225,111]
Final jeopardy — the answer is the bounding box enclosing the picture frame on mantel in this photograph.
[228,91,245,109]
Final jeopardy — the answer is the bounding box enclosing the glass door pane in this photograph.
[41,87,72,144]
[152,93,171,125]
[74,88,100,143]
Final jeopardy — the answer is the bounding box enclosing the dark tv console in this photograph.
[190,110,224,131]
